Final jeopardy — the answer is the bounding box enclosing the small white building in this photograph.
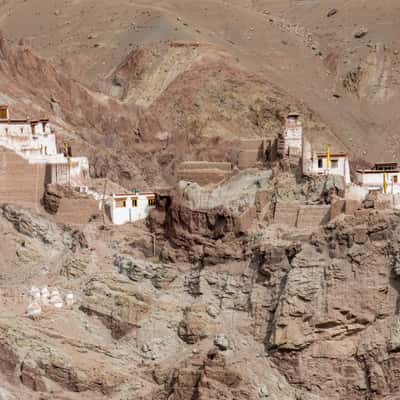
[110,192,156,225]
[278,112,303,157]
[303,149,351,184]
[356,163,400,194]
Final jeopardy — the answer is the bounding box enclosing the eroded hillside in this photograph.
[1,1,400,400]
[1,0,400,162]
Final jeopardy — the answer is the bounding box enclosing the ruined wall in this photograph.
[177,161,232,186]
[296,205,330,229]
[273,203,330,228]
[238,138,265,169]
[54,198,99,227]
[273,203,300,226]
[178,161,232,171]
[0,147,46,210]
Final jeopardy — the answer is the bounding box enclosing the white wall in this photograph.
[0,122,31,135]
[0,121,57,157]
[311,156,351,184]
[346,184,369,201]
[0,121,51,136]
[356,171,400,194]
[284,126,302,154]
[110,194,156,225]
[49,157,90,187]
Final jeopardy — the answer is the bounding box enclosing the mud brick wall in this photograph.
[177,169,231,186]
[0,147,46,210]
[177,161,233,186]
[273,203,299,226]
[55,198,99,227]
[238,138,265,169]
[296,205,330,229]
[239,139,265,150]
[178,161,232,171]
[238,150,260,169]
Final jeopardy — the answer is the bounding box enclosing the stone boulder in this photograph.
[80,276,152,339]
[178,304,214,344]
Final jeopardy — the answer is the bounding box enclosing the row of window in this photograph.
[317,158,339,169]
[0,125,49,135]
[115,198,156,208]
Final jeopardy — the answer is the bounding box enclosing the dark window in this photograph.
[115,199,127,208]
[318,158,323,168]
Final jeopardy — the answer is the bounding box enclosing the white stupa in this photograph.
[27,302,42,319]
[65,293,75,307]
[41,287,50,306]
[50,288,64,309]
[30,287,41,301]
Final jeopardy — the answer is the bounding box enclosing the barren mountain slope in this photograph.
[1,0,400,163]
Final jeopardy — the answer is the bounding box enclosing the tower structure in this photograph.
[278,112,303,158]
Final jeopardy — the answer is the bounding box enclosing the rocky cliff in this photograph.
[1,199,400,399]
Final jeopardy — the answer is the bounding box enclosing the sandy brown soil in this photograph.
[1,0,399,165]
[2,2,400,400]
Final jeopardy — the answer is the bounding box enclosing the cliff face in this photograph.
[2,1,400,399]
[2,203,400,399]
[150,184,400,399]
[268,212,400,398]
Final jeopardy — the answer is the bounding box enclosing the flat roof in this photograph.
[374,162,398,166]
[0,118,49,123]
[113,192,155,197]
[316,152,348,157]
[356,169,400,174]
[0,119,30,123]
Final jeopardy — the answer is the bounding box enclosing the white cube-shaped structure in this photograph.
[110,193,156,225]
[284,112,302,155]
[310,151,351,184]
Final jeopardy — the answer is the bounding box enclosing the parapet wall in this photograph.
[274,203,330,228]
[177,161,232,186]
[178,161,232,171]
[0,147,46,210]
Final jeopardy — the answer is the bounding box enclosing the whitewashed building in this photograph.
[278,112,303,157]
[356,163,400,194]
[110,192,156,225]
[312,151,351,184]
[0,105,89,187]
[302,145,351,184]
